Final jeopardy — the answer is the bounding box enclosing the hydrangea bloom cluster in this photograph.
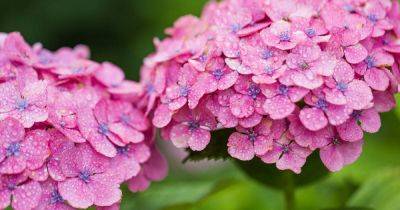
[0,32,167,210]
[141,0,400,174]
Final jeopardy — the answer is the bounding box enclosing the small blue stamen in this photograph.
[367,14,378,23]
[336,82,348,92]
[116,146,129,155]
[264,66,275,75]
[179,86,190,97]
[188,121,200,131]
[278,85,289,96]
[78,170,91,183]
[50,190,64,204]
[365,56,376,69]
[351,110,362,120]
[98,123,109,135]
[16,99,28,111]
[248,84,261,99]
[231,23,241,33]
[261,49,273,60]
[305,28,316,37]
[279,32,291,42]
[316,99,328,111]
[212,69,224,80]
[6,142,21,157]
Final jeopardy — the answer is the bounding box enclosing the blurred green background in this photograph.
[1,1,400,210]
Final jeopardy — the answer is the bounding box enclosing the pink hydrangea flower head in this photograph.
[141,0,400,173]
[0,32,167,209]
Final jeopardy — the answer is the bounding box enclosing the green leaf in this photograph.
[321,208,373,210]
[347,168,400,210]
[234,152,329,189]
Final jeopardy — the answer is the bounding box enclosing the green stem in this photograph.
[283,172,295,210]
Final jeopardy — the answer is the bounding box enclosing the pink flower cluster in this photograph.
[0,32,167,210]
[141,0,400,174]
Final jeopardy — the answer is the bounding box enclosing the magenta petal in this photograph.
[90,175,122,207]
[337,119,363,142]
[12,181,42,210]
[325,105,352,126]
[364,68,390,91]
[276,153,306,174]
[263,95,295,119]
[109,123,144,143]
[344,44,368,64]
[58,179,94,209]
[22,130,50,170]
[299,108,328,131]
[359,108,381,133]
[324,88,347,105]
[143,147,168,181]
[0,155,26,174]
[229,94,254,118]
[345,80,373,110]
[128,172,150,192]
[152,104,173,128]
[170,124,190,148]
[0,190,11,209]
[88,133,117,158]
[188,129,211,151]
[254,136,273,156]
[227,132,254,161]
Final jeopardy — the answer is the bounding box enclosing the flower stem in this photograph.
[283,172,295,210]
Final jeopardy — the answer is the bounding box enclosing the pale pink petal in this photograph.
[359,108,381,133]
[188,129,211,151]
[227,132,254,161]
[109,123,144,143]
[337,119,363,142]
[152,104,173,128]
[90,174,122,207]
[58,179,94,209]
[364,68,390,91]
[263,95,295,119]
[22,130,50,170]
[324,88,347,105]
[12,181,42,210]
[325,105,352,126]
[345,80,373,110]
[143,147,168,181]
[128,172,150,192]
[170,124,190,148]
[229,94,254,118]
[299,108,328,131]
[344,44,368,64]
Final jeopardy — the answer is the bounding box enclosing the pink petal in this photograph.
[299,108,328,131]
[152,104,173,128]
[143,147,168,181]
[325,105,352,126]
[344,44,368,64]
[109,123,144,143]
[188,129,211,151]
[90,174,122,207]
[12,181,42,210]
[22,130,50,170]
[337,119,363,142]
[128,172,150,192]
[227,132,254,161]
[254,136,273,156]
[345,80,373,110]
[263,95,295,119]
[324,88,347,105]
[170,124,190,148]
[359,108,381,133]
[58,178,94,209]
[229,94,254,118]
[364,68,390,91]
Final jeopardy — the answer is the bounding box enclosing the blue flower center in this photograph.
[305,28,316,37]
[79,170,92,183]
[365,56,376,69]
[278,85,289,96]
[279,32,291,42]
[264,66,275,75]
[7,183,16,191]
[261,50,273,60]
[72,67,83,74]
[336,82,348,92]
[231,23,241,33]
[212,69,224,80]
[16,99,29,111]
[332,138,341,145]
[299,62,310,70]
[351,110,362,120]
[146,83,155,93]
[6,142,21,157]
[282,144,290,154]
[116,146,129,155]
[179,86,190,97]
[198,54,207,63]
[98,123,110,135]
[188,120,200,131]
[248,130,257,142]
[316,99,328,111]
[50,190,64,204]
[248,84,261,99]
[367,14,378,23]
